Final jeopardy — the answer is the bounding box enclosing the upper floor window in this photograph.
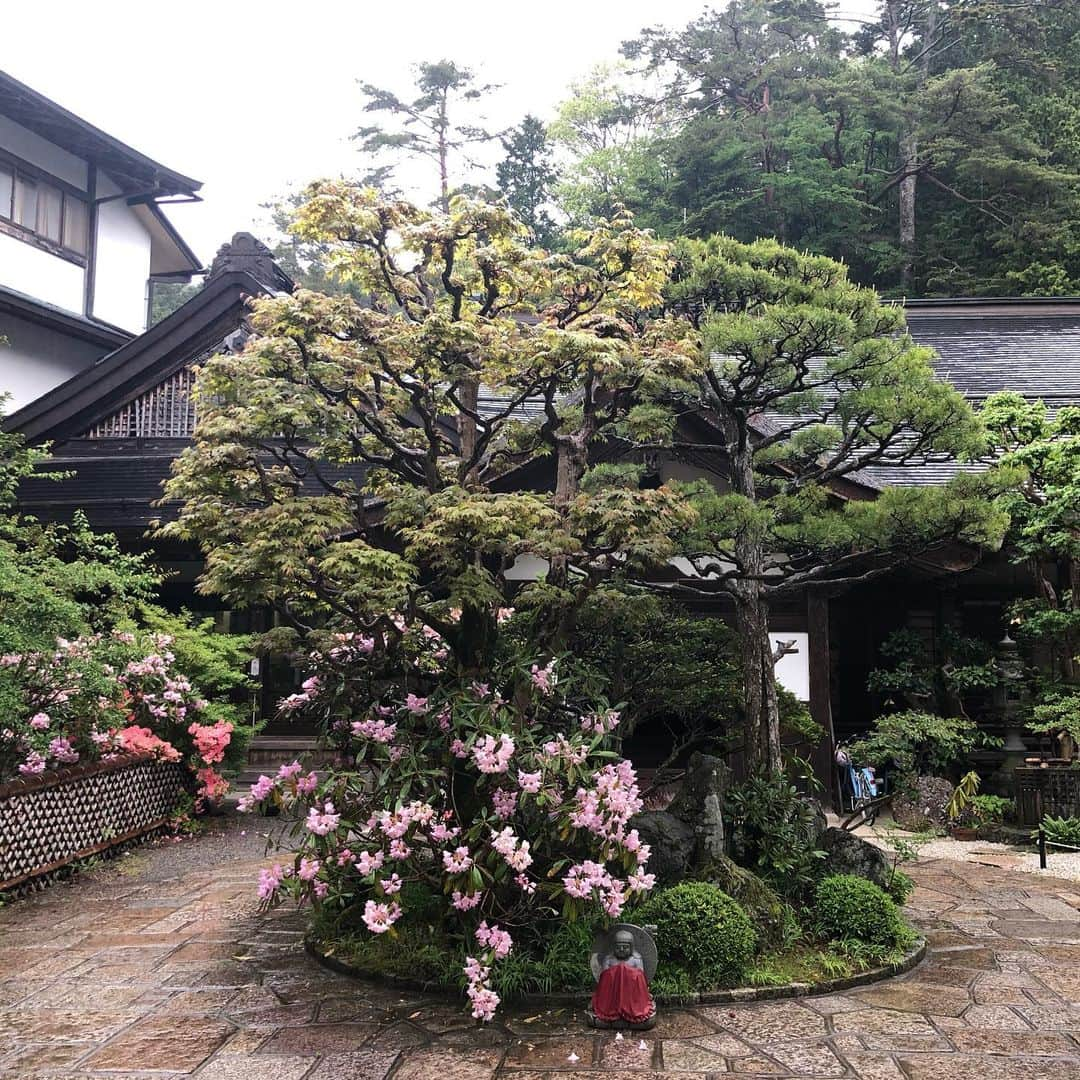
[0,157,88,260]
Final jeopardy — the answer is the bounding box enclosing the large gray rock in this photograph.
[630,810,696,885]
[668,752,732,863]
[819,826,890,889]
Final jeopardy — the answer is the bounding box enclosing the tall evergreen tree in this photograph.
[495,115,559,246]
[355,59,500,210]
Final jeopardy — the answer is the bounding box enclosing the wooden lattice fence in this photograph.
[0,754,187,891]
[1015,766,1080,826]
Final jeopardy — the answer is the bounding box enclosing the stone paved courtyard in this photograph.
[3,821,1080,1078]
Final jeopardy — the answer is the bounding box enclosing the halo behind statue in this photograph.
[589,922,657,982]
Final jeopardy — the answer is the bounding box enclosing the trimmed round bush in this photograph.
[635,881,756,989]
[815,874,905,947]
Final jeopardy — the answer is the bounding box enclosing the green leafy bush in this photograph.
[635,882,756,990]
[969,794,1013,826]
[849,710,982,779]
[814,874,907,949]
[884,870,914,906]
[725,771,826,899]
[1039,815,1080,848]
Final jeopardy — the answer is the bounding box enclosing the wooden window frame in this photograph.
[0,150,89,267]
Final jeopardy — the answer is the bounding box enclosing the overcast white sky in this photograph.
[1,0,878,265]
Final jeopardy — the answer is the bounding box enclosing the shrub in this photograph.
[884,870,914,906]
[635,882,756,990]
[814,874,906,948]
[849,710,982,779]
[0,628,249,800]
[240,623,657,1025]
[725,771,826,899]
[969,794,1013,826]
[1039,815,1080,848]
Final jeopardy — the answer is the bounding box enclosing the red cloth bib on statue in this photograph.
[590,961,654,1024]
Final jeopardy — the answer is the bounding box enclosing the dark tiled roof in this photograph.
[905,310,1080,406]
[858,303,1080,488]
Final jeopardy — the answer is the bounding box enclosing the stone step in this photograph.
[236,736,337,787]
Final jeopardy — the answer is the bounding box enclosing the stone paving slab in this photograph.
[4,821,1080,1078]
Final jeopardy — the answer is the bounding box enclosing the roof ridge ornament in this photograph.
[206,232,295,294]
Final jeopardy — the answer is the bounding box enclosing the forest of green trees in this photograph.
[537,0,1080,299]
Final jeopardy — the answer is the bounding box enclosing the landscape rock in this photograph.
[892,775,953,831]
[698,853,791,949]
[819,826,891,889]
[668,753,732,862]
[630,810,696,884]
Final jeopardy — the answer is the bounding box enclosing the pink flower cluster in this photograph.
[473,733,515,774]
[119,725,181,762]
[491,788,518,819]
[362,899,402,933]
[187,721,233,764]
[237,760,319,812]
[540,734,588,766]
[530,659,557,695]
[581,709,620,735]
[351,717,397,743]
[570,760,644,843]
[464,956,499,1021]
[305,801,341,835]
[327,631,375,660]
[490,826,533,872]
[475,920,513,959]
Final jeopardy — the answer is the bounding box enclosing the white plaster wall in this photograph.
[0,116,88,190]
[91,187,151,333]
[0,231,84,313]
[770,632,810,702]
[0,311,105,412]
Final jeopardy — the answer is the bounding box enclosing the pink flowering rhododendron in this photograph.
[0,628,245,795]
[238,610,652,1023]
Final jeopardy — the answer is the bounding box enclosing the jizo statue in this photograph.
[586,923,657,1030]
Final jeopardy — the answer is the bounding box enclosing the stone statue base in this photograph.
[586,1006,657,1031]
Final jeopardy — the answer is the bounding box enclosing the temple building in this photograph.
[0,69,202,413]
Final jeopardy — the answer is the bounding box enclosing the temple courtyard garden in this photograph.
[3,817,1080,1080]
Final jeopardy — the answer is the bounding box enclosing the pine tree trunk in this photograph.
[724,413,782,772]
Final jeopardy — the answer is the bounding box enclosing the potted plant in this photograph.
[946,770,982,840]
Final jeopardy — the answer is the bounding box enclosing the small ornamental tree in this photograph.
[161,190,693,1018]
[661,236,1010,771]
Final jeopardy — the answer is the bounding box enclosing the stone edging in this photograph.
[304,933,926,1007]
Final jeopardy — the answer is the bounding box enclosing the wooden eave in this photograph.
[0,69,201,198]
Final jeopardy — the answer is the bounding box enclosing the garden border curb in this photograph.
[304,933,926,1007]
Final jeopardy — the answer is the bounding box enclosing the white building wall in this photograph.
[0,312,106,412]
[91,176,151,333]
[0,231,85,313]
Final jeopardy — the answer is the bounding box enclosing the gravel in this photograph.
[864,830,1080,883]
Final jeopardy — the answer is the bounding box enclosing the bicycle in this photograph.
[834,742,883,827]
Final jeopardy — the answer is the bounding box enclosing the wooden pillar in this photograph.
[807,593,837,808]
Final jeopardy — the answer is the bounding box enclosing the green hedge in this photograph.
[814,874,906,948]
[635,881,756,991]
